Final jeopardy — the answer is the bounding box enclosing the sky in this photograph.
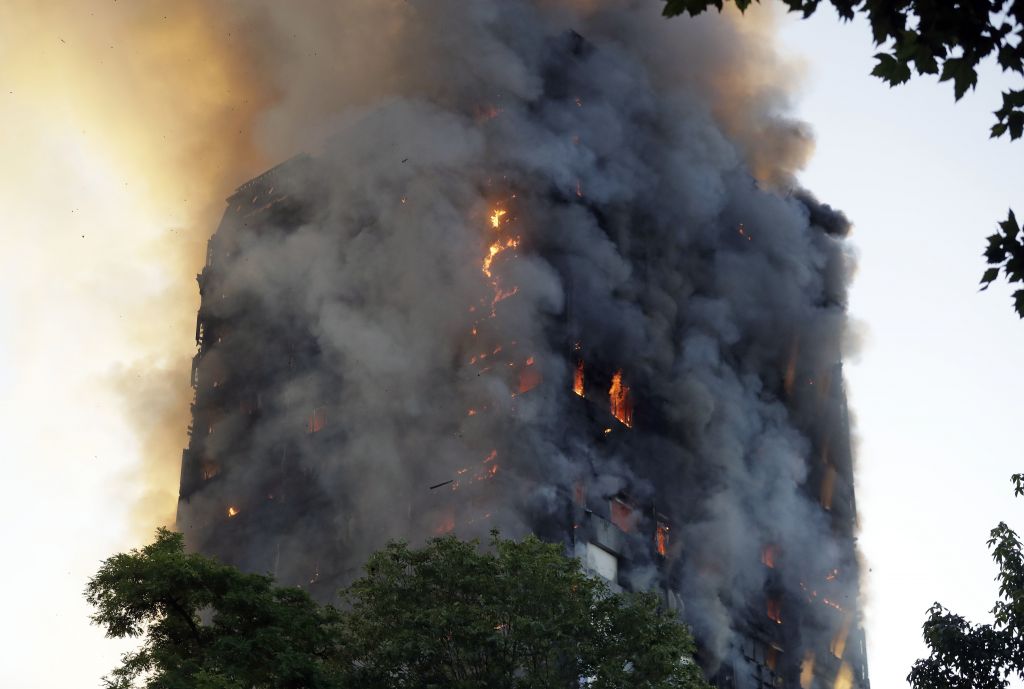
[0,3,1022,688]
[777,6,1024,687]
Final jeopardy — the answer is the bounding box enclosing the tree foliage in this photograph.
[661,0,1024,315]
[87,529,708,689]
[980,210,1024,316]
[85,528,345,689]
[907,475,1024,689]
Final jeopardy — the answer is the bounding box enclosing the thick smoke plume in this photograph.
[171,0,862,681]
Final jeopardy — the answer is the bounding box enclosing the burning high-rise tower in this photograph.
[176,4,868,689]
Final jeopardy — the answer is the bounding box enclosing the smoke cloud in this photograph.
[161,0,865,681]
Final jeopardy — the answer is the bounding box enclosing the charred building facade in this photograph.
[178,18,869,689]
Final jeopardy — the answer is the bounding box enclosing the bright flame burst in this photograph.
[609,369,633,427]
[480,204,522,317]
[834,662,853,689]
[573,359,585,397]
[482,237,520,278]
[227,506,239,517]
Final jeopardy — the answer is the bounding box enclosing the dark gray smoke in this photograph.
[176,1,864,684]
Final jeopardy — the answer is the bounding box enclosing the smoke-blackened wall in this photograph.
[177,2,865,688]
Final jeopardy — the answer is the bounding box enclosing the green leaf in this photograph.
[1008,111,1024,140]
[915,51,939,75]
[1014,289,1024,317]
[661,0,723,17]
[999,210,1020,238]
[871,52,912,85]
[939,57,978,101]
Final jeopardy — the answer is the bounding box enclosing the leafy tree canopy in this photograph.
[85,528,345,689]
[908,474,1024,689]
[662,0,1023,133]
[87,529,709,689]
[662,0,1024,316]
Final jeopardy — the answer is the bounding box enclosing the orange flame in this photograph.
[227,506,238,518]
[482,236,519,278]
[435,509,456,535]
[308,406,327,434]
[608,370,633,427]
[820,466,837,511]
[766,598,782,624]
[834,662,853,689]
[831,615,852,660]
[518,361,542,394]
[573,482,586,506]
[610,498,634,533]
[800,652,815,689]
[490,208,507,229]
[475,105,502,122]
[762,544,777,569]
[573,359,585,397]
[656,522,670,556]
[784,336,799,397]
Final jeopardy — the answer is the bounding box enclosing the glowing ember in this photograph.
[761,544,777,569]
[518,357,542,394]
[822,597,845,612]
[435,509,456,535]
[227,506,239,518]
[573,359,585,397]
[490,284,519,312]
[308,406,327,434]
[608,369,633,427]
[610,498,634,533]
[766,598,782,624]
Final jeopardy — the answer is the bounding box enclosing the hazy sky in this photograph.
[1,4,1022,688]
[777,6,1024,687]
